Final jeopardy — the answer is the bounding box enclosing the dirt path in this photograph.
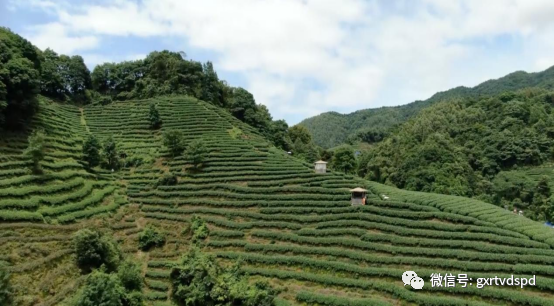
[79,107,90,133]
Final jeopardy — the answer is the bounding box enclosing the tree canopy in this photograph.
[358,88,554,221]
[185,139,207,169]
[72,229,122,272]
[0,27,41,128]
[170,248,276,306]
[82,134,101,169]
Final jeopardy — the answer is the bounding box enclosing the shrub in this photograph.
[102,137,120,170]
[163,130,185,157]
[73,229,122,272]
[123,291,143,306]
[148,104,162,129]
[190,215,209,242]
[0,262,12,306]
[138,226,166,251]
[157,173,178,186]
[170,248,276,306]
[124,154,154,168]
[82,134,101,169]
[117,260,143,291]
[72,270,126,306]
[99,96,113,106]
[23,130,45,174]
[185,139,207,169]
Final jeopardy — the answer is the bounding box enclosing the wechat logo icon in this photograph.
[402,271,424,290]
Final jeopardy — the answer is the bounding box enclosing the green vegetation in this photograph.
[170,248,276,306]
[2,27,554,306]
[190,215,209,243]
[23,130,45,174]
[102,137,120,170]
[0,27,41,129]
[118,260,144,292]
[0,262,12,306]
[332,147,356,174]
[0,27,290,150]
[73,269,143,306]
[358,89,554,221]
[157,173,178,186]
[2,96,554,305]
[82,134,101,169]
[148,104,162,129]
[73,229,122,272]
[185,139,207,169]
[163,130,185,157]
[138,226,166,251]
[301,66,554,149]
[73,270,127,306]
[286,124,321,163]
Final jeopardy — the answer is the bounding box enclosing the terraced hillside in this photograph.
[2,97,554,305]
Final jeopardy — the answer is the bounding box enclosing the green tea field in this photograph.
[2,97,554,305]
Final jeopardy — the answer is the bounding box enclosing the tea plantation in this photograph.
[2,97,554,305]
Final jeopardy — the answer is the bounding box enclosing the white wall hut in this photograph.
[314,160,327,173]
[350,187,367,206]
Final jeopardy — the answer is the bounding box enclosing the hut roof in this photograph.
[349,187,368,193]
[315,160,328,164]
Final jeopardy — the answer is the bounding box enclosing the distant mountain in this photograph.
[300,66,554,148]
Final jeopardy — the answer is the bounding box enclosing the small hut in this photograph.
[350,187,367,206]
[314,160,327,174]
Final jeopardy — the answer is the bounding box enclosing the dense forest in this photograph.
[301,67,554,148]
[357,88,554,221]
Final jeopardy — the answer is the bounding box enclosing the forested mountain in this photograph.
[301,67,554,148]
[357,88,554,221]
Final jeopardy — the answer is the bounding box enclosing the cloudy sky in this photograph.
[2,0,554,124]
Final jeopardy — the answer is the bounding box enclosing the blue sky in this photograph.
[2,0,554,125]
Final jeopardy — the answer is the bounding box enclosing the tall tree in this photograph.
[82,134,101,169]
[102,137,119,170]
[72,229,122,272]
[201,61,222,106]
[148,104,162,129]
[163,130,185,157]
[61,55,92,99]
[0,27,41,128]
[289,125,313,144]
[268,119,291,151]
[332,147,357,174]
[229,87,256,121]
[40,48,64,99]
[185,139,207,169]
[245,104,272,133]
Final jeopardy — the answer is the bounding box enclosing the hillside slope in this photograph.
[301,66,554,148]
[2,97,554,305]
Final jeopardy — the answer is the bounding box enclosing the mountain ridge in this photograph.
[300,66,554,148]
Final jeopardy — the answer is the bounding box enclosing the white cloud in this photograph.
[14,0,554,123]
[26,22,99,54]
